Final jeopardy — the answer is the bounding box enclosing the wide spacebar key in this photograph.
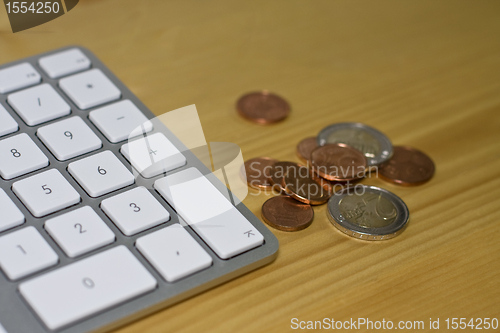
[19,246,157,330]
[154,167,264,259]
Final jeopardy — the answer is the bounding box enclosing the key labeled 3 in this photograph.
[101,187,170,236]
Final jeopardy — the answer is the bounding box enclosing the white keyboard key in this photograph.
[136,224,212,282]
[155,168,264,259]
[12,169,81,218]
[89,100,153,143]
[68,150,134,197]
[0,189,24,233]
[8,84,71,126]
[0,226,58,280]
[45,207,115,258]
[0,133,48,180]
[19,246,157,330]
[101,187,170,236]
[0,104,18,137]
[59,69,121,110]
[0,63,41,94]
[121,133,186,178]
[37,117,102,161]
[39,48,91,79]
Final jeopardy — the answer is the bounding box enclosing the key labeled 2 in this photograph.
[45,206,115,258]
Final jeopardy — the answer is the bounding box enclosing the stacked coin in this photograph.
[241,122,435,240]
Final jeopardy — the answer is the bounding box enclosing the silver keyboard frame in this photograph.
[0,46,279,333]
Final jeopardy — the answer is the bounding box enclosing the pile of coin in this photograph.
[241,121,435,240]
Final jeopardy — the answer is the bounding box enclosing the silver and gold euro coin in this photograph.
[327,185,409,240]
[317,122,393,166]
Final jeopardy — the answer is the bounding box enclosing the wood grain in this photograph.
[1,0,499,332]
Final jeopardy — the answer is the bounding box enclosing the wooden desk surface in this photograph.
[1,0,499,332]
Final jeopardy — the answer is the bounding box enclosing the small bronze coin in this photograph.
[268,161,301,192]
[261,196,314,231]
[241,157,278,189]
[296,137,318,163]
[311,143,367,181]
[378,146,435,186]
[236,91,290,124]
[281,165,331,205]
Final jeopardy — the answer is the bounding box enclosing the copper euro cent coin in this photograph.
[268,161,301,192]
[311,143,367,181]
[378,146,435,186]
[296,137,318,162]
[261,196,314,231]
[327,185,409,240]
[236,91,290,124]
[241,157,278,189]
[317,122,392,166]
[281,164,331,205]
